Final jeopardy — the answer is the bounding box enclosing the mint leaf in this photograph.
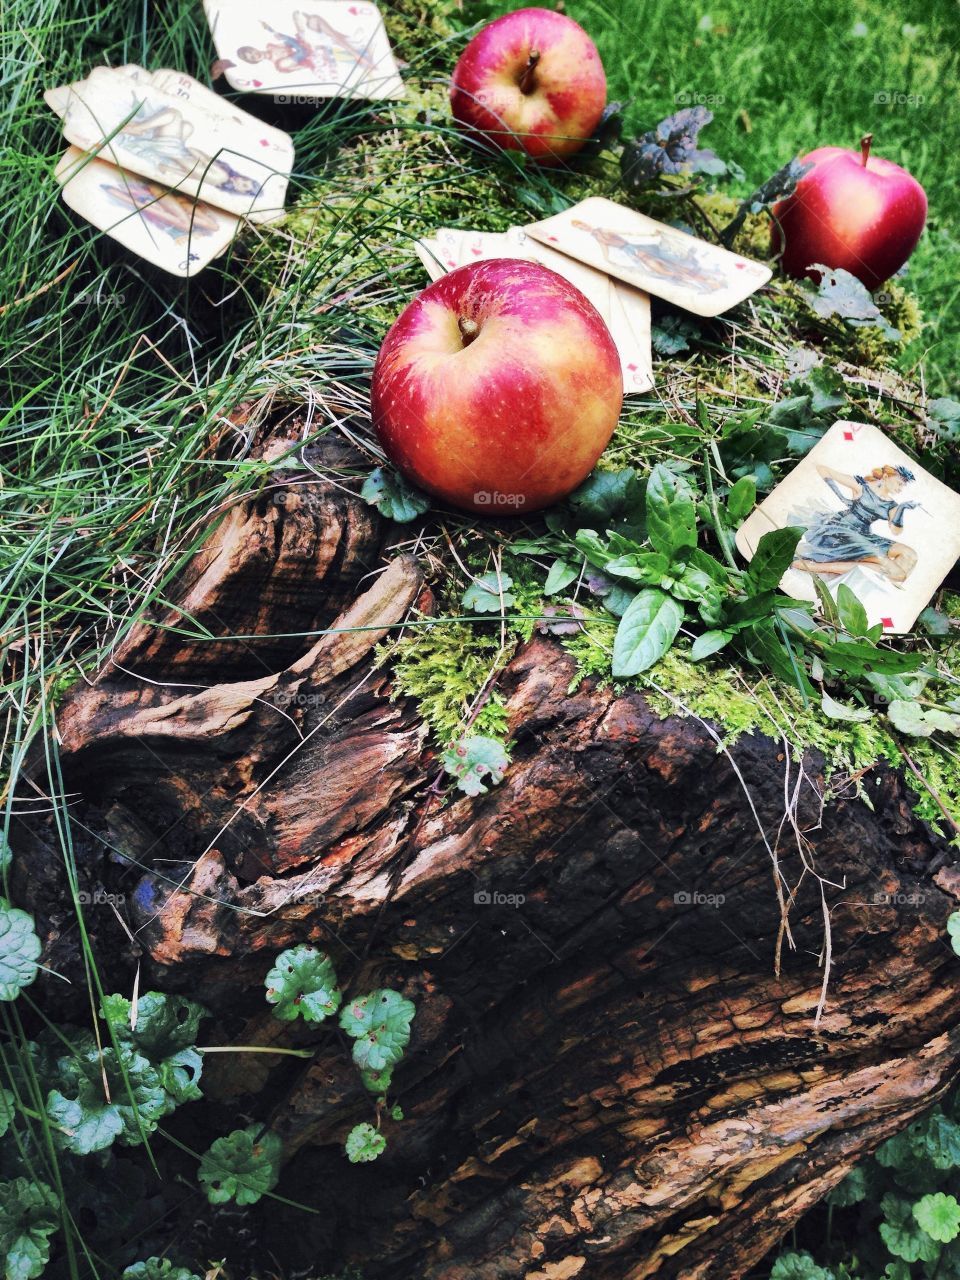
[0,1178,60,1280]
[612,589,683,677]
[339,989,415,1074]
[926,397,960,442]
[745,527,804,592]
[361,467,430,523]
[827,1164,870,1207]
[441,736,509,796]
[645,463,697,557]
[914,1192,960,1243]
[0,903,41,1002]
[360,1064,393,1095]
[199,1125,281,1206]
[345,1121,386,1163]
[122,1260,202,1280]
[651,313,701,356]
[264,945,341,1024]
[462,572,514,614]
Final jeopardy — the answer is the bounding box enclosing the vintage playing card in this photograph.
[413,235,445,281]
[54,146,240,277]
[149,68,295,162]
[609,282,655,395]
[52,72,290,221]
[524,196,772,318]
[735,420,960,633]
[203,0,405,100]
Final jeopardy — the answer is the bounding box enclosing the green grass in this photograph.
[570,0,960,390]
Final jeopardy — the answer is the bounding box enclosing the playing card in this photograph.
[524,196,772,318]
[203,0,405,100]
[149,68,295,163]
[735,420,960,634]
[609,282,654,395]
[52,71,290,221]
[413,235,445,281]
[54,146,240,277]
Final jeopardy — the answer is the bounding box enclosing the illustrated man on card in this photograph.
[571,217,728,294]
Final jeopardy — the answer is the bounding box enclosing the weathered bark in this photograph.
[13,425,960,1280]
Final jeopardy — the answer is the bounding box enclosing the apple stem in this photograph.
[458,316,480,346]
[518,49,540,95]
[860,133,873,166]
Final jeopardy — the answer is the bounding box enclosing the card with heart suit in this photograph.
[412,227,654,395]
[203,0,405,100]
[47,71,290,222]
[735,420,960,633]
[55,147,240,277]
[524,196,772,318]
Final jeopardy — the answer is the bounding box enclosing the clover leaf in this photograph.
[199,1125,281,1206]
[462,572,515,614]
[345,1121,386,1164]
[441,735,509,796]
[0,902,41,1002]
[264,945,341,1023]
[361,468,430,523]
[0,1178,60,1280]
[339,989,415,1074]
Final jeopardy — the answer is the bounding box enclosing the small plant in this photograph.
[198,1125,282,1206]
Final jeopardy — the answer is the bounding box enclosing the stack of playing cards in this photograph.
[203,0,405,101]
[45,66,294,277]
[415,197,773,396]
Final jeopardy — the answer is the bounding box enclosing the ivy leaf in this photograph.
[544,559,578,596]
[769,1252,834,1280]
[345,1122,386,1164]
[880,1193,941,1263]
[0,1178,60,1280]
[914,1192,960,1244]
[441,736,509,796]
[360,467,430,523]
[264,945,341,1024]
[198,1125,281,1206]
[0,902,42,1001]
[820,690,873,723]
[645,463,697,556]
[621,105,724,189]
[612,589,683,677]
[462,572,515,614]
[46,1040,168,1153]
[339,989,416,1074]
[122,1260,202,1280]
[806,266,901,340]
[947,911,960,956]
[651,313,701,356]
[745,527,804,593]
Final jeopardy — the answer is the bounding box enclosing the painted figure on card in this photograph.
[570,219,728,293]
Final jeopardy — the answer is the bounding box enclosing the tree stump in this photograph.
[13,426,960,1280]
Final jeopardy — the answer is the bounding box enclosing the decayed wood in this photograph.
[14,429,960,1280]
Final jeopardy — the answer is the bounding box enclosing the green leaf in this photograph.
[827,1164,870,1207]
[807,266,901,341]
[918,606,952,636]
[745,527,804,593]
[102,991,206,1059]
[345,1122,386,1164]
[0,1087,14,1138]
[0,836,10,877]
[769,1252,834,1280]
[888,700,960,738]
[926,397,960,442]
[360,467,430,523]
[812,576,842,629]
[0,903,41,1002]
[198,1125,281,1206]
[360,1064,393,1095]
[645,464,697,557]
[0,1178,60,1280]
[390,1104,403,1121]
[441,736,509,796]
[650,313,701,356]
[264,945,341,1024]
[46,1042,168,1154]
[544,559,578,596]
[835,584,869,637]
[568,468,643,525]
[462,572,515,614]
[339,989,416,1074]
[122,1260,202,1280]
[880,1193,941,1263]
[690,630,733,661]
[611,590,683,677]
[915,1192,960,1243]
[727,475,756,524]
[820,690,874,723]
[947,912,960,957]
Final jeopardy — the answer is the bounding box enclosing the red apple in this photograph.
[772,134,927,291]
[450,7,606,165]
[370,259,622,515]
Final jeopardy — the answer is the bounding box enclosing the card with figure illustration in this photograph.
[49,72,290,221]
[203,0,404,100]
[524,195,772,317]
[54,147,240,277]
[735,420,960,633]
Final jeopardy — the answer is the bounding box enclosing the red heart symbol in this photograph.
[471,247,481,255]
[259,138,269,146]
[252,79,263,87]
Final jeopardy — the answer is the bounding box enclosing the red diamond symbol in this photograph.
[547,234,558,242]
[881,617,894,629]
[843,430,855,441]
[627,362,638,371]
[259,138,269,147]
